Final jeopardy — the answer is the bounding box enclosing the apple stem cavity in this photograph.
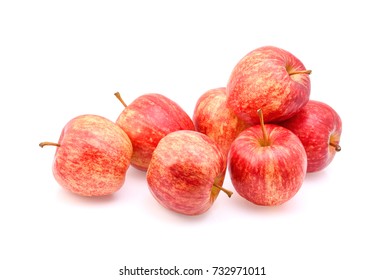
[288,69,312,76]
[330,142,341,152]
[213,184,233,198]
[257,109,270,146]
[114,92,128,108]
[39,142,61,148]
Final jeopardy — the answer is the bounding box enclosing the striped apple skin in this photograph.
[227,46,311,125]
[228,124,307,206]
[147,130,226,215]
[53,115,133,196]
[116,93,195,171]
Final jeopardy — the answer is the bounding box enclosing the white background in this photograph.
[1,1,383,279]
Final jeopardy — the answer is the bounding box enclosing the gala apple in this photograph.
[279,100,342,172]
[193,87,250,158]
[115,92,195,171]
[227,46,311,125]
[146,130,232,215]
[40,114,133,196]
[228,110,307,206]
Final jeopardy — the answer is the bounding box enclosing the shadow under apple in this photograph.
[304,169,330,184]
[231,191,304,216]
[56,187,118,206]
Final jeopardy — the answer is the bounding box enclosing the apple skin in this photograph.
[49,115,133,196]
[227,46,311,125]
[193,87,250,158]
[278,100,342,172]
[116,94,195,171]
[228,124,307,206]
[146,130,226,215]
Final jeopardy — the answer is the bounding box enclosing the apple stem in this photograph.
[114,92,128,107]
[39,142,61,148]
[330,142,341,152]
[257,109,270,146]
[213,184,233,198]
[289,69,312,76]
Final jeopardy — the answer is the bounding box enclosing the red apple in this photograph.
[146,130,232,215]
[40,114,133,196]
[279,100,342,172]
[227,45,311,125]
[228,110,307,206]
[114,92,195,171]
[193,87,250,158]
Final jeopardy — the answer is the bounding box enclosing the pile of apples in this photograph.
[40,46,342,216]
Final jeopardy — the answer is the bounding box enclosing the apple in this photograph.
[115,92,195,171]
[146,130,232,215]
[39,114,133,196]
[193,87,250,158]
[278,100,342,172]
[227,45,311,125]
[228,109,307,206]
